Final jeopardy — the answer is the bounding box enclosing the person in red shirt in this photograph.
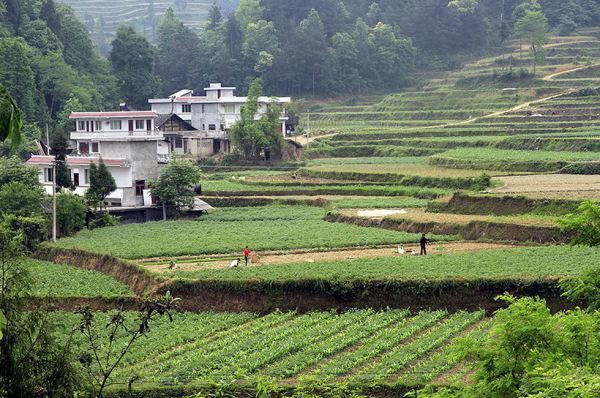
[243,246,251,266]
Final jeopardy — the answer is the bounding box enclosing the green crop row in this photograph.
[430,148,600,172]
[201,180,451,199]
[297,169,492,191]
[26,259,133,298]
[51,309,483,388]
[52,205,456,259]
[164,246,600,284]
[307,145,444,159]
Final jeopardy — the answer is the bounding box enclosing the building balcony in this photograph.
[70,130,164,141]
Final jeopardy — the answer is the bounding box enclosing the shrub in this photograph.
[0,181,44,217]
[560,162,600,175]
[558,201,600,247]
[56,192,86,237]
[87,212,119,230]
[1,214,48,251]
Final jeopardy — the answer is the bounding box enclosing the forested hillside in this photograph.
[60,0,238,53]
[0,0,119,157]
[0,0,598,148]
[156,0,599,97]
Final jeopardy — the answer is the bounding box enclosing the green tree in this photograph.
[236,0,264,32]
[0,181,44,217]
[150,158,202,220]
[293,9,327,95]
[366,2,383,26]
[513,10,549,74]
[0,85,23,147]
[558,201,600,247]
[109,25,158,108]
[56,192,86,237]
[0,38,36,121]
[242,20,280,77]
[85,159,116,210]
[0,227,81,396]
[155,8,200,96]
[0,157,38,188]
[207,2,223,30]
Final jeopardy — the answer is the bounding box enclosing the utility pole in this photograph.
[46,125,57,242]
[306,110,311,150]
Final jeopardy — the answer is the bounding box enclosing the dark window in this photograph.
[146,119,152,131]
[79,142,89,155]
[175,137,183,149]
[73,173,80,187]
[135,180,146,196]
[208,124,216,131]
[182,104,191,113]
[128,120,134,132]
[91,142,99,153]
[45,168,54,183]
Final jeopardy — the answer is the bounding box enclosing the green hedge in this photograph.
[298,169,492,190]
[560,162,600,175]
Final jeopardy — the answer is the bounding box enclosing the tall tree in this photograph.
[514,10,549,74]
[85,159,117,210]
[242,20,280,78]
[0,38,36,121]
[206,2,223,30]
[0,85,23,147]
[155,8,200,96]
[236,0,264,32]
[109,25,158,109]
[292,9,327,95]
[151,158,202,220]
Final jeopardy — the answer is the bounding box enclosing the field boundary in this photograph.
[34,247,573,313]
[324,213,567,244]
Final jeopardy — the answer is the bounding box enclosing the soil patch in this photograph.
[142,242,518,273]
[490,174,600,199]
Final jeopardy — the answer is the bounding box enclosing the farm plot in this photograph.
[52,205,457,259]
[53,309,485,388]
[429,148,600,172]
[201,179,452,198]
[163,245,600,283]
[26,259,134,298]
[490,174,600,200]
[343,208,558,228]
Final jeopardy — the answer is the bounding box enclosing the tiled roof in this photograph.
[26,156,128,167]
[69,111,158,119]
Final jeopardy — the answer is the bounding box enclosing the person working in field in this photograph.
[243,246,251,266]
[420,234,430,256]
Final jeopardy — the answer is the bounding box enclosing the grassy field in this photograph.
[163,246,598,283]
[346,208,558,227]
[52,205,457,259]
[202,179,452,198]
[53,309,484,387]
[26,259,133,298]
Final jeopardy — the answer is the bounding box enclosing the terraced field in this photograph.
[55,309,485,388]
[52,205,457,259]
[61,0,237,42]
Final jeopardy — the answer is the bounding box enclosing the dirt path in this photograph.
[543,63,599,81]
[142,242,518,273]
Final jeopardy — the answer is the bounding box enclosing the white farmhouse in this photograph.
[27,111,166,208]
[149,83,292,158]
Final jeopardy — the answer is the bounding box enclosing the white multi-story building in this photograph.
[149,83,292,158]
[27,111,167,207]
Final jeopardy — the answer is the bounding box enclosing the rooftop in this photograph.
[69,111,158,119]
[27,156,128,167]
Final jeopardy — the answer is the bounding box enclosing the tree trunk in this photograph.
[162,202,167,221]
